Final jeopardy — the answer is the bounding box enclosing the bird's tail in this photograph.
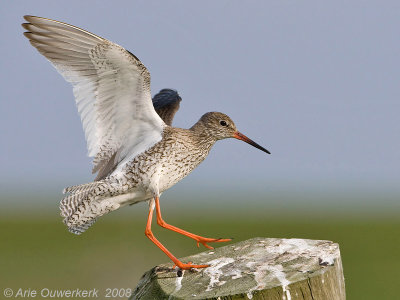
[60,180,120,235]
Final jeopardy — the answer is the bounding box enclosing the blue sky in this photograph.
[1,1,400,203]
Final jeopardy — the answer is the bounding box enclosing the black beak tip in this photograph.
[234,131,270,155]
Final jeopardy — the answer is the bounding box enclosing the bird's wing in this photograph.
[152,89,182,126]
[22,16,165,178]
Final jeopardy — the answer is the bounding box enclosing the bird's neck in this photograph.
[190,121,218,147]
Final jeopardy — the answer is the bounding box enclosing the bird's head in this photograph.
[194,112,270,154]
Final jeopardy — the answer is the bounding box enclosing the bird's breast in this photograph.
[157,149,208,192]
[116,128,214,194]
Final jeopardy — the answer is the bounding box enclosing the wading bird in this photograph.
[22,16,270,270]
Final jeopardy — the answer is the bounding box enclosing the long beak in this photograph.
[233,131,270,154]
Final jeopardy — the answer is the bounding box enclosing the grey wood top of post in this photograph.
[131,237,345,300]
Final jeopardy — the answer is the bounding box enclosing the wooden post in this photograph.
[130,238,345,300]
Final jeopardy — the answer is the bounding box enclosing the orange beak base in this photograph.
[233,131,270,154]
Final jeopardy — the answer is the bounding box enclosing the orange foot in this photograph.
[174,261,209,270]
[194,237,232,249]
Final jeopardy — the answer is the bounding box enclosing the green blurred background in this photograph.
[1,191,399,299]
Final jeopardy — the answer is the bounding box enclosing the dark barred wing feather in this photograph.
[152,89,182,126]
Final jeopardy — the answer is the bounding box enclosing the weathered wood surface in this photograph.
[131,237,345,300]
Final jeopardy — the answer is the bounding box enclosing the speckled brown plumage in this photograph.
[62,113,236,233]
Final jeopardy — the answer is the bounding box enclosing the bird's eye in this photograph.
[220,120,227,126]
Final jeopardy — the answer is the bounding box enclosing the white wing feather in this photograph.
[23,16,165,178]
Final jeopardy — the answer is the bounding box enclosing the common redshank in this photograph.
[22,16,270,270]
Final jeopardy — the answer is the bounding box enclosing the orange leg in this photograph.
[145,199,209,270]
[155,196,231,249]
